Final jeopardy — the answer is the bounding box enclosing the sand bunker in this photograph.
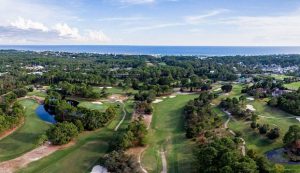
[169,95,176,98]
[153,99,163,103]
[162,97,167,99]
[91,101,103,105]
[99,87,112,89]
[214,88,221,92]
[90,165,108,173]
[296,118,300,122]
[246,105,256,111]
[247,97,255,101]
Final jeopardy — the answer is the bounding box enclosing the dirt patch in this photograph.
[0,142,73,173]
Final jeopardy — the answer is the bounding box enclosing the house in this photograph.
[271,88,291,97]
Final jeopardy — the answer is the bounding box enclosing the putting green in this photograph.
[78,101,108,111]
[0,99,50,161]
[142,94,198,173]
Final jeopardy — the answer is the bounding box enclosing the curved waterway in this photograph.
[266,148,300,165]
[35,105,57,124]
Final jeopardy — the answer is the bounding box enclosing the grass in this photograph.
[0,99,50,161]
[142,94,198,173]
[284,82,300,90]
[269,74,293,80]
[18,100,134,173]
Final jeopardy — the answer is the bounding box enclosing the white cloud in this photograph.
[10,17,49,32]
[86,30,110,42]
[54,23,110,43]
[54,23,81,39]
[0,18,110,44]
[185,9,229,24]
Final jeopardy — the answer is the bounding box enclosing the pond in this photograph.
[266,148,300,165]
[35,105,57,124]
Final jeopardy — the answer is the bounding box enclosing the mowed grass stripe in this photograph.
[142,94,198,173]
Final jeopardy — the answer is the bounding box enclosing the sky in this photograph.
[1,0,300,46]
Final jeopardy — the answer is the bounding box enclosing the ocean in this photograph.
[1,45,300,56]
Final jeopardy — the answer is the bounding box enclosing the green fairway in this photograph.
[142,94,198,173]
[0,99,50,161]
[18,100,134,173]
[284,82,300,90]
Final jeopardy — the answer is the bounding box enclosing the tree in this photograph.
[47,122,79,145]
[13,88,28,98]
[267,128,280,139]
[239,95,247,105]
[258,124,269,134]
[104,151,143,173]
[283,125,300,145]
[221,84,233,93]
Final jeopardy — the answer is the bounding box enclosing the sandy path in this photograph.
[114,101,126,131]
[223,111,246,156]
[0,143,69,173]
[224,117,231,129]
[160,151,167,173]
[138,150,148,173]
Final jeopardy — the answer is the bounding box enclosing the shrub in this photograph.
[259,124,269,134]
[251,122,257,129]
[47,122,78,145]
[267,128,280,140]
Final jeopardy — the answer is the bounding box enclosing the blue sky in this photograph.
[1,0,300,45]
